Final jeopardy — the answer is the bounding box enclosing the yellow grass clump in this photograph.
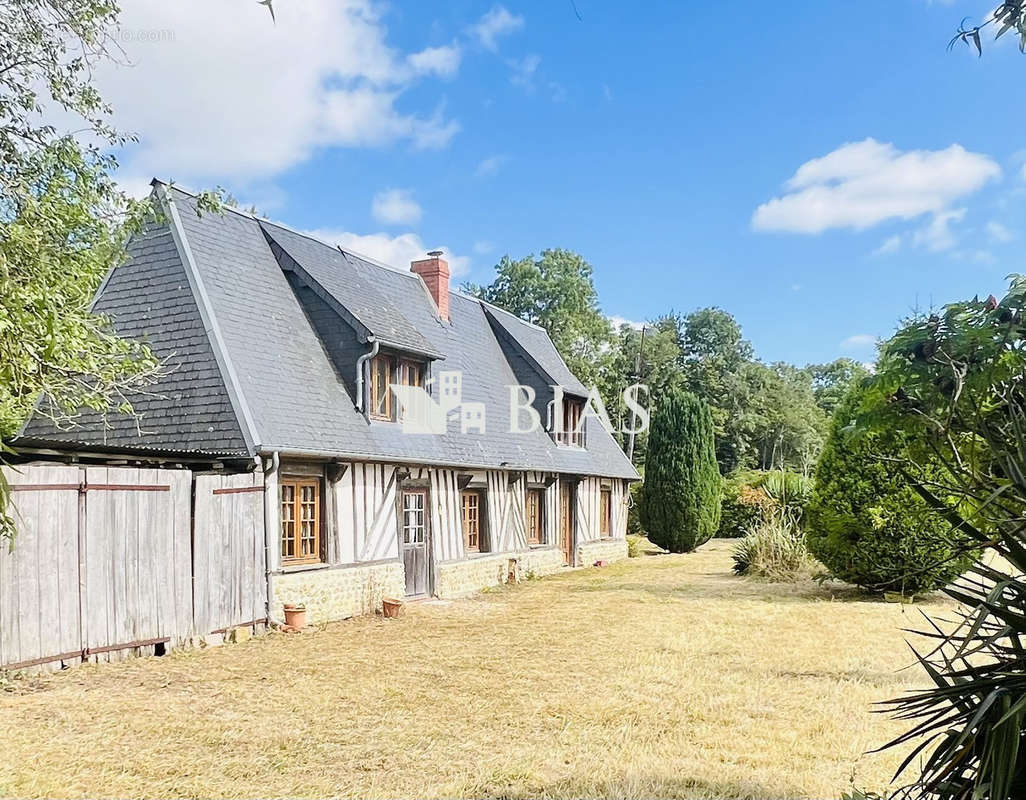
[0,539,948,799]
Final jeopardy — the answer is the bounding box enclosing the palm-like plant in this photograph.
[864,279,1026,799]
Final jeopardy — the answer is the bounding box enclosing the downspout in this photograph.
[354,337,379,412]
[263,451,282,627]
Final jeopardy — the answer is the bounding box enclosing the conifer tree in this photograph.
[640,390,721,552]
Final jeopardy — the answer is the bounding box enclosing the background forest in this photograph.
[465,248,867,475]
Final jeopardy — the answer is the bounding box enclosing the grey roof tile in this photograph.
[18,222,248,455]
[21,186,638,480]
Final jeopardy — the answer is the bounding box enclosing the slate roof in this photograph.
[484,305,589,397]
[18,184,639,480]
[20,221,249,455]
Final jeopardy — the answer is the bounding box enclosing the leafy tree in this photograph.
[677,307,758,473]
[854,279,1026,799]
[807,384,972,595]
[747,362,829,473]
[0,1,163,540]
[949,3,1026,55]
[639,390,721,552]
[601,315,686,463]
[464,249,613,390]
[803,358,870,416]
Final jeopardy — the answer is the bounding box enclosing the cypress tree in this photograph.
[806,384,972,594]
[640,390,721,552]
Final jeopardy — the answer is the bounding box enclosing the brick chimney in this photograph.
[411,250,450,322]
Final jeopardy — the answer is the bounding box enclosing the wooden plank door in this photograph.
[401,489,430,596]
[560,480,575,566]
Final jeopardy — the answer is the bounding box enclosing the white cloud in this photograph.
[407,44,462,78]
[470,6,524,51]
[987,220,1015,242]
[752,139,1001,234]
[840,334,876,351]
[371,188,423,225]
[508,54,541,89]
[608,315,645,331]
[911,207,966,252]
[96,0,461,187]
[952,248,996,264]
[872,234,903,256]
[472,240,494,255]
[307,228,471,277]
[474,155,505,178]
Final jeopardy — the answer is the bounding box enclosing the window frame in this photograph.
[600,488,612,539]
[461,489,484,553]
[556,397,586,448]
[526,487,545,545]
[369,354,396,421]
[280,477,323,566]
[399,358,424,389]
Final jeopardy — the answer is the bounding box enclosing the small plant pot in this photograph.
[883,591,916,605]
[283,603,307,629]
[382,597,403,618]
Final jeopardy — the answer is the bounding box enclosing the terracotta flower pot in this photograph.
[382,597,403,618]
[283,603,307,629]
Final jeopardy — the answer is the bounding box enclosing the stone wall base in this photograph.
[577,538,628,567]
[272,561,405,624]
[436,547,564,599]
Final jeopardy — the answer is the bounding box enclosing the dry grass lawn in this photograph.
[0,539,951,799]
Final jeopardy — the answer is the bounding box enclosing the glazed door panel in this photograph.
[401,489,430,596]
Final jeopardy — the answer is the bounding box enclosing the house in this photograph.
[16,182,639,625]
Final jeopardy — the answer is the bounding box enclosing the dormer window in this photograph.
[369,353,426,422]
[399,359,423,389]
[370,354,395,420]
[555,397,585,447]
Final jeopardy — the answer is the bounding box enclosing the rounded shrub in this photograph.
[718,471,772,538]
[718,470,811,537]
[639,390,721,553]
[806,385,972,595]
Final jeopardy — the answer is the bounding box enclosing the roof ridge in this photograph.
[474,297,547,331]
[158,182,423,280]
[257,218,419,280]
[155,183,261,454]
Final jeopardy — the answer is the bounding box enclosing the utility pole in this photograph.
[626,324,647,463]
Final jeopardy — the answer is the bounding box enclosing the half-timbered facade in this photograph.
[17,183,639,625]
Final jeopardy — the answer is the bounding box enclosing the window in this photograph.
[399,359,424,389]
[526,488,545,545]
[281,478,321,564]
[600,488,612,538]
[556,397,585,447]
[462,490,483,552]
[397,359,425,422]
[369,354,395,420]
[402,490,426,546]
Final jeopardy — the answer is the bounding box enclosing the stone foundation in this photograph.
[436,547,564,599]
[577,538,628,567]
[272,560,405,624]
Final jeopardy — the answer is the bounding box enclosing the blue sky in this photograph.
[99,0,1026,366]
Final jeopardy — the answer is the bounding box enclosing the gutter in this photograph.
[255,446,639,482]
[263,451,283,627]
[354,337,379,412]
